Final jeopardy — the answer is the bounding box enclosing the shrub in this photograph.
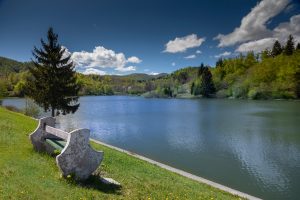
[23,98,40,118]
[216,89,229,98]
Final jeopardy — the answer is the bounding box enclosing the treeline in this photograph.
[212,35,300,99]
[0,35,299,100]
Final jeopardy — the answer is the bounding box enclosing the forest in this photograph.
[0,35,299,100]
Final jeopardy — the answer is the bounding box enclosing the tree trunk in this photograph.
[51,107,55,117]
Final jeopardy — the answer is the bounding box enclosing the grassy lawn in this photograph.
[0,107,241,200]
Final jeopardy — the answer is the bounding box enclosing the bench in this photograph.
[29,117,103,180]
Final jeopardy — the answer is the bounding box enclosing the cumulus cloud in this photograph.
[274,14,300,43]
[196,50,202,54]
[127,56,142,63]
[82,68,107,75]
[215,0,290,47]
[236,14,300,53]
[214,51,232,58]
[65,46,139,73]
[164,34,205,53]
[236,38,277,53]
[149,72,159,75]
[171,62,176,66]
[116,66,136,72]
[184,54,196,59]
[61,46,71,59]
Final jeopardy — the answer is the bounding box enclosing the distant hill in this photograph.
[0,56,33,75]
[121,73,168,81]
[0,56,168,79]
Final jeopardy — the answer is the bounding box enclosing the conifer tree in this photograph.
[284,35,295,56]
[296,43,300,50]
[271,40,282,57]
[200,67,216,97]
[26,27,80,117]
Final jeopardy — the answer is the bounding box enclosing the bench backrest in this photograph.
[45,125,68,140]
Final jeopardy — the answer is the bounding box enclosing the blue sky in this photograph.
[0,0,299,75]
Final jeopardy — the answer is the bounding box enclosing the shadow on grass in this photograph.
[31,149,122,195]
[67,173,122,195]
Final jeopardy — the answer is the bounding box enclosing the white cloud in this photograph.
[144,69,150,72]
[116,66,136,72]
[149,72,159,75]
[171,62,176,66]
[164,34,205,53]
[65,46,139,73]
[196,50,202,54]
[184,54,196,59]
[274,14,300,43]
[215,0,290,47]
[236,38,277,53]
[214,51,232,58]
[82,68,107,75]
[127,56,142,63]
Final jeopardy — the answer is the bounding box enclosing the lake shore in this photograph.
[0,106,243,199]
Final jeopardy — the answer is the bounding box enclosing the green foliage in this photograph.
[296,43,300,50]
[271,40,283,57]
[26,27,80,116]
[213,45,300,99]
[0,35,299,100]
[23,98,40,118]
[284,35,295,56]
[0,80,8,98]
[200,67,216,97]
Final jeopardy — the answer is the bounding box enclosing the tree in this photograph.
[200,67,216,97]
[26,27,80,117]
[271,40,282,57]
[284,35,295,55]
[261,49,271,61]
[296,43,300,50]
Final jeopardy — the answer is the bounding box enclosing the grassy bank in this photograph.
[0,107,241,199]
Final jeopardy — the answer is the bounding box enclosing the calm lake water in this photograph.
[3,96,300,199]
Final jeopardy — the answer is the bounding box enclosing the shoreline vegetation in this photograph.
[0,35,300,101]
[0,106,243,199]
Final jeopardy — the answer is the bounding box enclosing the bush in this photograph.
[216,89,229,98]
[23,98,40,118]
[247,87,271,100]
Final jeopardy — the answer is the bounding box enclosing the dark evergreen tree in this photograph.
[284,35,295,55]
[296,65,300,98]
[200,67,216,97]
[197,63,205,76]
[296,43,300,50]
[190,82,195,94]
[26,27,80,117]
[271,40,282,57]
[216,58,224,68]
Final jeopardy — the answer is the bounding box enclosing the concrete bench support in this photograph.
[29,117,103,180]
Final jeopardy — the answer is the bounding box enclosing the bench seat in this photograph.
[45,138,66,153]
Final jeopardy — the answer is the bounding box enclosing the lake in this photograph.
[2,96,300,199]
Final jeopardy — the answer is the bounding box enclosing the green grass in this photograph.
[0,107,242,200]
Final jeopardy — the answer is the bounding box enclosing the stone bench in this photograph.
[29,117,103,180]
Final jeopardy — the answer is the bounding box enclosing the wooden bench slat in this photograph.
[45,125,68,140]
[45,138,66,151]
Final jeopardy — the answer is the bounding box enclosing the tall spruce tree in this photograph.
[296,43,300,50]
[200,67,216,97]
[271,40,282,57]
[26,27,80,117]
[284,35,295,55]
